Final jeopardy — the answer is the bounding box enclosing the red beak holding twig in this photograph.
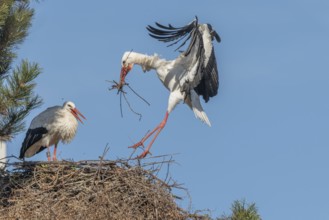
[118,64,133,90]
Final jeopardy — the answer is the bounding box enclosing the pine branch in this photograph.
[216,200,262,220]
[0,1,11,28]
[0,0,42,141]
[0,0,33,78]
[0,60,42,141]
[1,60,41,105]
[0,96,40,141]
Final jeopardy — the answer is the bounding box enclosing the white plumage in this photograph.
[117,17,221,158]
[19,101,86,161]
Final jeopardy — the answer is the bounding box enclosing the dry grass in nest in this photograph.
[0,155,206,220]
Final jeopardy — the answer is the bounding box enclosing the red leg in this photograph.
[53,144,57,161]
[129,128,160,149]
[46,147,51,161]
[129,111,169,158]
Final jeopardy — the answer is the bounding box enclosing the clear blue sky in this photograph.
[7,0,329,219]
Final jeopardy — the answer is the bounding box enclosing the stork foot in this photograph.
[128,141,144,149]
[137,150,151,159]
[52,156,57,161]
[128,138,150,158]
[129,111,169,159]
[128,130,151,149]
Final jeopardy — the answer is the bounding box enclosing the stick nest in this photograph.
[0,156,204,220]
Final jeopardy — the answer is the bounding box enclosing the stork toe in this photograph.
[128,141,145,149]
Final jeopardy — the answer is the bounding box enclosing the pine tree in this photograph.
[217,199,262,220]
[0,0,42,142]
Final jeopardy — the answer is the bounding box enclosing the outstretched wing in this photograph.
[147,17,220,102]
[147,17,198,55]
[19,127,48,158]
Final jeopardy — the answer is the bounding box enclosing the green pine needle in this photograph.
[0,0,42,141]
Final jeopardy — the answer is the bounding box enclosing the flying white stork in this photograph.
[117,17,221,158]
[19,101,86,161]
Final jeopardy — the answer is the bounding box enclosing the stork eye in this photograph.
[122,61,126,65]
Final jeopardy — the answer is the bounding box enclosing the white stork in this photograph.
[117,17,221,158]
[19,101,86,161]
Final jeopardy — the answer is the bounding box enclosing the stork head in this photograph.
[121,51,135,70]
[63,101,86,124]
[118,51,135,89]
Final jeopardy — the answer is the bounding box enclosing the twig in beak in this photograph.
[108,80,150,121]
[107,80,125,94]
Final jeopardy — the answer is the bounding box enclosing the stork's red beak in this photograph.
[118,64,133,89]
[71,108,86,124]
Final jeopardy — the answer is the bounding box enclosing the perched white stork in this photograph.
[19,101,86,161]
[117,17,221,158]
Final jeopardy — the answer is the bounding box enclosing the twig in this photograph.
[107,75,150,121]
[122,92,142,121]
[95,145,111,181]
[126,83,150,106]
[125,49,134,61]
[120,91,123,118]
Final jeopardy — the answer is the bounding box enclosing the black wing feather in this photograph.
[19,127,48,158]
[147,18,198,54]
[155,22,180,30]
[147,17,220,102]
[194,48,219,102]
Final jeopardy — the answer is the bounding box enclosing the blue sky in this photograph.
[6,0,329,219]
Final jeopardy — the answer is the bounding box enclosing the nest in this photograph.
[0,156,205,220]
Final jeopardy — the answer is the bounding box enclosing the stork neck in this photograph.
[129,52,160,72]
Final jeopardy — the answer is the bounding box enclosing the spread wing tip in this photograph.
[146,18,199,52]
